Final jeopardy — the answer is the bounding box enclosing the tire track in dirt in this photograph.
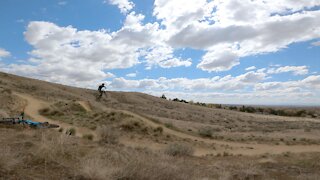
[14,92,320,156]
[14,93,98,140]
[100,105,320,156]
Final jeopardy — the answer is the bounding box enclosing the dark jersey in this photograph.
[98,85,105,91]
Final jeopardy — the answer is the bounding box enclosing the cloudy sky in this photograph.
[0,0,320,105]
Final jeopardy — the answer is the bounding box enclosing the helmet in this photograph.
[102,83,105,85]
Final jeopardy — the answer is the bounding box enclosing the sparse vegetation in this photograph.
[1,71,320,179]
[83,134,94,140]
[198,127,213,137]
[98,126,119,144]
[66,128,76,136]
[154,126,163,133]
[165,143,194,156]
[168,96,318,118]
[165,122,174,128]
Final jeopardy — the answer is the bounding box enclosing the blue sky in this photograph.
[0,0,320,105]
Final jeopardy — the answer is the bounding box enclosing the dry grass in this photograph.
[0,146,21,171]
[199,127,213,137]
[2,72,320,179]
[82,134,94,140]
[0,126,320,179]
[113,156,193,180]
[164,143,194,156]
[98,125,119,144]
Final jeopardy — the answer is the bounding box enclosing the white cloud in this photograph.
[311,41,320,46]
[237,71,267,83]
[2,21,129,87]
[255,75,320,92]
[153,0,213,31]
[1,19,190,86]
[126,73,136,77]
[302,75,320,88]
[267,66,309,75]
[143,46,192,69]
[58,1,67,6]
[156,1,320,72]
[197,49,239,72]
[0,48,10,58]
[2,1,320,105]
[106,0,134,14]
[245,66,256,71]
[110,71,267,91]
[108,74,320,105]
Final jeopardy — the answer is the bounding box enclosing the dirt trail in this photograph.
[14,92,320,156]
[78,101,92,112]
[101,106,320,156]
[14,93,98,140]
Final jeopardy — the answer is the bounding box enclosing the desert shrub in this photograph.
[295,110,307,117]
[276,109,287,116]
[164,123,173,128]
[83,134,94,140]
[1,88,12,94]
[196,102,207,106]
[268,108,277,115]
[66,128,76,136]
[50,110,64,116]
[39,108,64,116]
[98,126,119,144]
[229,106,237,110]
[120,120,141,131]
[179,99,188,103]
[39,108,50,115]
[160,94,167,100]
[70,103,86,112]
[172,98,180,102]
[199,127,213,137]
[58,128,64,132]
[164,143,194,156]
[215,104,222,109]
[244,106,256,113]
[154,126,163,133]
[257,108,264,113]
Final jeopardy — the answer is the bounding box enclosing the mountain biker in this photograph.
[98,83,106,98]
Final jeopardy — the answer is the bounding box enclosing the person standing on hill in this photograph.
[98,83,106,98]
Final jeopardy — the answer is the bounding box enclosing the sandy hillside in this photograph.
[1,71,320,179]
